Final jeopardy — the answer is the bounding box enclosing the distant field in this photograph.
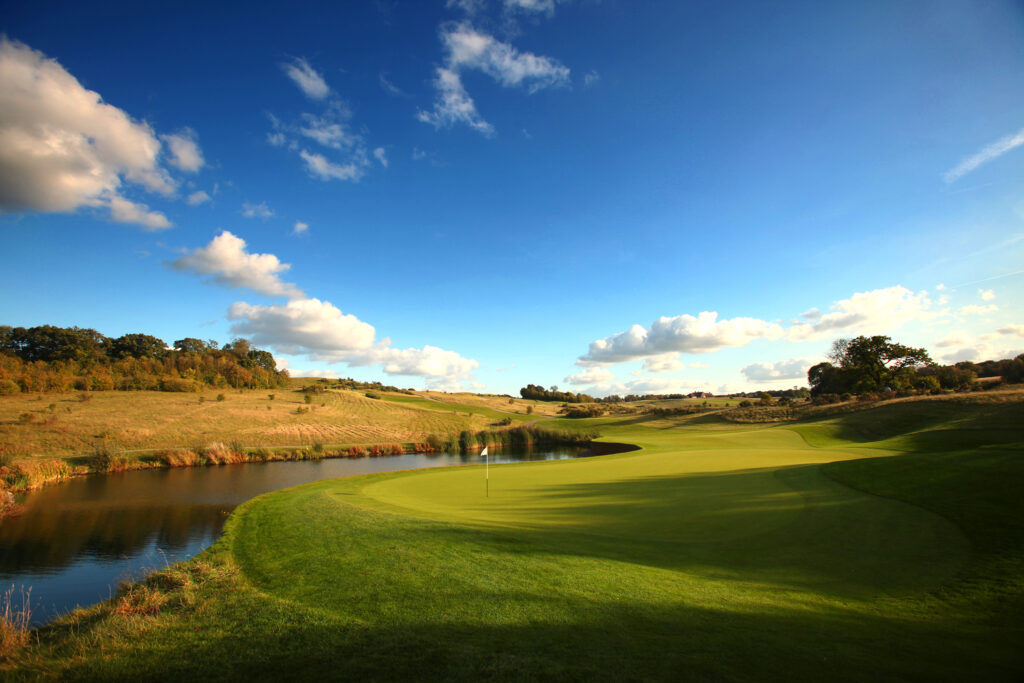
[0,387,521,462]
[8,391,1022,680]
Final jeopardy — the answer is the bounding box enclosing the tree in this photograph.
[173,337,208,354]
[809,336,933,396]
[108,333,166,359]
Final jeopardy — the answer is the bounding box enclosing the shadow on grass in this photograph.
[32,581,1023,682]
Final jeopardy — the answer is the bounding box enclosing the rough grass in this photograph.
[4,391,1022,679]
[0,385,517,466]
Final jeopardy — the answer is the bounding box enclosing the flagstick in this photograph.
[486,450,489,498]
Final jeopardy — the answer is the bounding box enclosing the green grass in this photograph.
[6,393,1024,680]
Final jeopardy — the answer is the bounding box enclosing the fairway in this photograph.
[10,395,1024,681]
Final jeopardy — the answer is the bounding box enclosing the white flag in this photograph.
[480,446,488,457]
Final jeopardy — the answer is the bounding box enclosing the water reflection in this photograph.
[0,446,582,624]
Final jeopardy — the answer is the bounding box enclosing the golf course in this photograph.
[6,389,1022,680]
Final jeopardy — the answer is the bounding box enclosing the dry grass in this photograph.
[0,385,501,466]
[0,586,32,658]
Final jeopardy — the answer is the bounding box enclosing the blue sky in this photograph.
[1,0,1022,395]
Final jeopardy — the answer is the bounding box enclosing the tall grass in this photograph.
[0,586,32,657]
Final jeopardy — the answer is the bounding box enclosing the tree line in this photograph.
[0,325,288,394]
[519,384,596,403]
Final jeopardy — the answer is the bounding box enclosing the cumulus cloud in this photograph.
[171,232,479,386]
[979,289,996,302]
[373,147,388,167]
[741,358,815,383]
[944,126,1024,183]
[241,201,273,219]
[297,107,360,150]
[564,367,615,385]
[996,324,1024,337]
[186,190,211,206]
[641,353,685,373]
[168,230,304,299]
[228,298,376,356]
[0,37,183,229]
[418,23,569,135]
[282,57,330,100]
[292,221,309,235]
[940,340,1023,364]
[227,298,479,381]
[580,313,784,365]
[787,286,935,341]
[578,285,946,367]
[162,129,204,172]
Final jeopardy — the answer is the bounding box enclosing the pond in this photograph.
[1,446,588,624]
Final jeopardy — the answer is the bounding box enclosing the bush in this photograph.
[216,393,226,402]
[0,379,20,396]
[365,392,381,400]
[738,400,753,408]
[160,377,200,392]
[88,442,122,472]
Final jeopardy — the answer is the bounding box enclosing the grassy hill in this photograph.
[3,391,1023,680]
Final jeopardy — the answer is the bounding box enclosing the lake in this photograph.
[1,446,588,624]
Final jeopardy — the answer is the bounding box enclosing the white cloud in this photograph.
[505,0,556,14]
[583,70,600,87]
[107,195,171,230]
[936,283,946,291]
[578,285,943,367]
[418,23,569,135]
[417,67,494,135]
[297,107,359,150]
[373,147,388,167]
[227,298,479,381]
[741,358,815,383]
[169,230,304,299]
[580,313,784,365]
[996,324,1024,337]
[787,286,934,341]
[241,201,273,219]
[299,149,363,181]
[162,129,204,172]
[940,341,1023,364]
[267,131,287,147]
[944,126,1024,183]
[958,304,998,316]
[688,362,710,369]
[641,353,685,373]
[282,57,330,100]
[979,288,996,302]
[228,298,376,356]
[444,24,569,91]
[187,190,211,206]
[0,38,181,229]
[292,221,309,235]
[564,367,615,385]
[447,0,485,13]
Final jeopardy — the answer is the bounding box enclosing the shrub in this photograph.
[526,406,534,415]
[160,377,200,392]
[738,400,753,408]
[88,442,124,472]
[365,392,381,400]
[216,393,226,402]
[268,394,275,400]
[347,445,366,457]
[0,379,20,396]
[304,394,313,404]
[311,441,324,456]
[78,392,92,402]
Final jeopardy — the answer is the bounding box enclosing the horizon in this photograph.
[2,1,1023,397]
